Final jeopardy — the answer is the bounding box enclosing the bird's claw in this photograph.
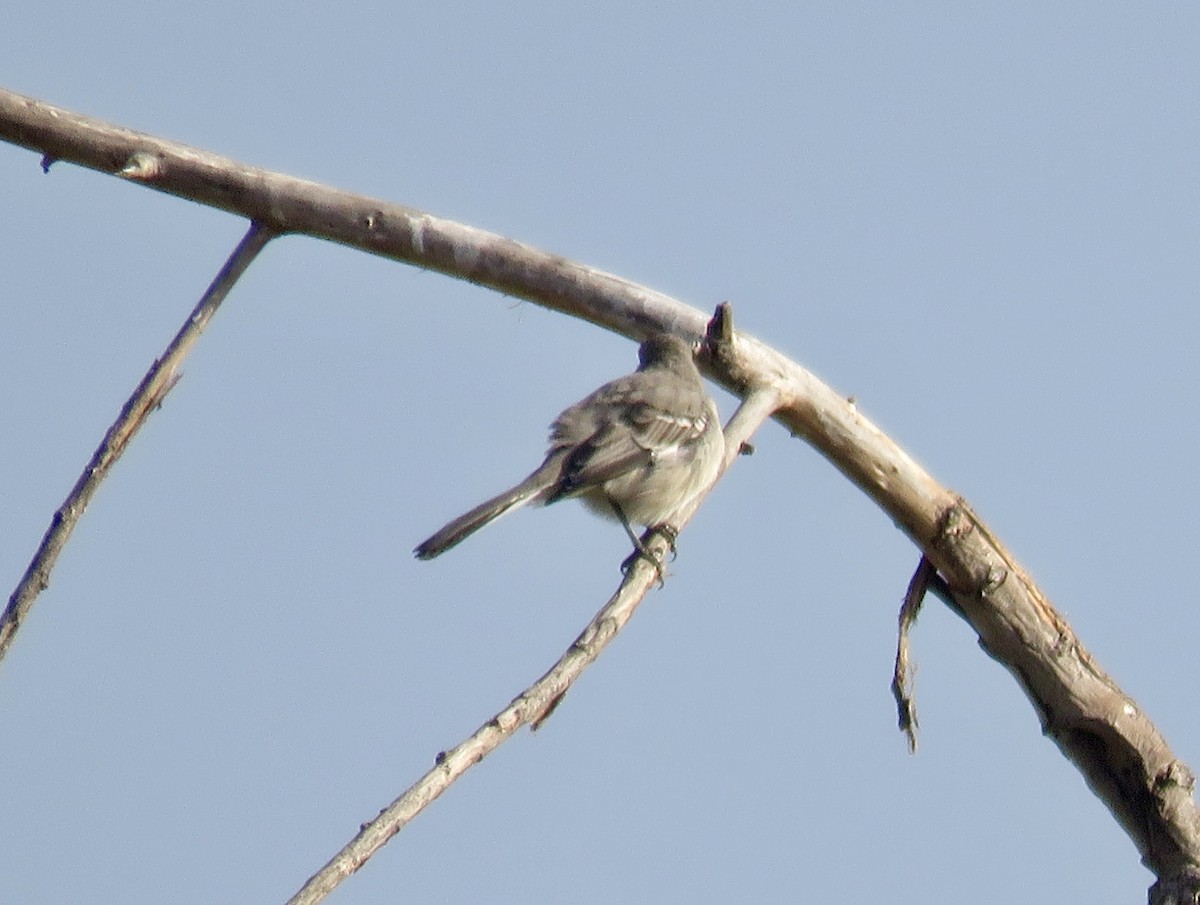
[651,523,679,560]
[621,545,666,587]
[620,524,679,585]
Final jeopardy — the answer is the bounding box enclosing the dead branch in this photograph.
[0,221,275,662]
[3,87,1198,901]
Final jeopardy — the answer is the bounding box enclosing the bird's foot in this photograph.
[619,524,679,586]
[649,523,679,561]
[620,542,666,587]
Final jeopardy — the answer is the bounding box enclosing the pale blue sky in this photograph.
[3,4,1198,902]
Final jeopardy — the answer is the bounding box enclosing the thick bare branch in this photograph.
[4,88,1199,897]
[0,87,709,343]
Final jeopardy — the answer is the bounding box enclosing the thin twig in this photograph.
[892,555,936,753]
[0,221,276,667]
[284,381,783,905]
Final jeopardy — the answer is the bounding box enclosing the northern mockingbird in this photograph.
[414,333,724,564]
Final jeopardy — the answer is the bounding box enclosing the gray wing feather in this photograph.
[546,372,712,501]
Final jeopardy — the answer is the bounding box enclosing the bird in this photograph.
[413,332,724,567]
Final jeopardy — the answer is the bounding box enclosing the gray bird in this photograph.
[414,333,724,563]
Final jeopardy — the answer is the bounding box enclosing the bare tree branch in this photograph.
[892,555,935,753]
[285,381,783,905]
[4,87,1200,899]
[0,87,709,343]
[0,221,276,664]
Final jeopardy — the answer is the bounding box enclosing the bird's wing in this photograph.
[546,374,711,500]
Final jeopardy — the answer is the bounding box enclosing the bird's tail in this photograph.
[413,471,551,560]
